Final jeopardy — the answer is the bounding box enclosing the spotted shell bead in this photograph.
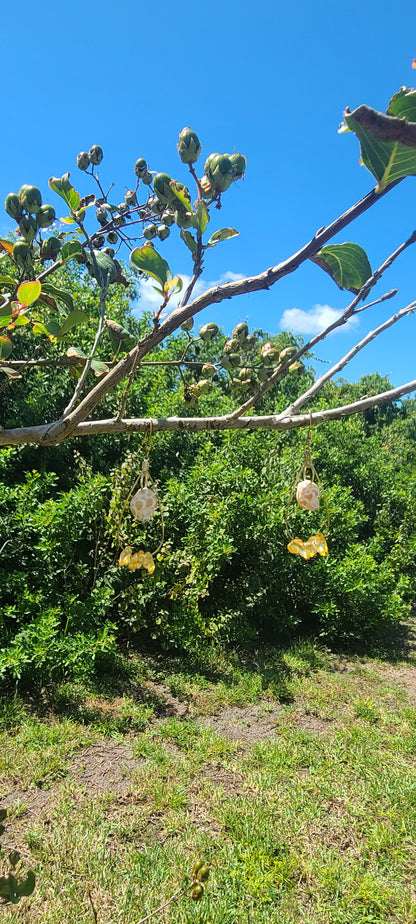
[130,486,157,521]
[296,479,320,512]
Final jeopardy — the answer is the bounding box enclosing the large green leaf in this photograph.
[85,250,117,285]
[58,310,89,337]
[192,201,209,234]
[41,283,74,312]
[49,174,80,212]
[344,102,416,190]
[169,181,194,214]
[17,280,41,307]
[387,87,416,121]
[180,229,197,254]
[130,244,172,287]
[0,335,13,359]
[311,242,372,293]
[61,241,83,263]
[0,305,12,328]
[206,228,239,247]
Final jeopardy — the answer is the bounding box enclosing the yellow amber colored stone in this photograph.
[119,545,132,567]
[287,533,328,559]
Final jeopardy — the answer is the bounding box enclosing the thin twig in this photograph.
[136,886,190,924]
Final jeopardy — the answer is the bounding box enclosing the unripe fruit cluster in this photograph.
[77,145,104,170]
[5,186,59,269]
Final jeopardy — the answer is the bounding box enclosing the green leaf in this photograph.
[192,201,209,234]
[32,321,55,338]
[311,242,372,293]
[58,310,89,338]
[164,275,183,297]
[206,227,239,247]
[49,173,80,212]
[130,244,172,287]
[0,306,13,328]
[0,366,20,379]
[17,280,41,307]
[41,284,74,312]
[61,241,83,262]
[387,87,416,121]
[14,314,30,327]
[0,276,16,288]
[16,871,35,898]
[85,250,117,285]
[0,335,12,359]
[169,181,195,214]
[180,229,197,254]
[345,104,416,190]
[91,359,109,377]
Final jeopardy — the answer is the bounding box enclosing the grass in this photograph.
[1,638,416,922]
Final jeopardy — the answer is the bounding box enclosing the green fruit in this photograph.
[202,363,216,378]
[77,151,90,170]
[238,366,250,380]
[229,352,241,367]
[153,173,174,204]
[134,158,147,178]
[18,215,37,243]
[161,209,175,226]
[12,239,31,269]
[143,223,157,240]
[224,338,240,353]
[279,346,297,362]
[220,355,232,370]
[289,361,305,375]
[258,366,272,382]
[230,152,247,179]
[40,236,61,261]
[233,322,248,341]
[177,127,202,164]
[205,154,234,193]
[125,189,137,206]
[180,318,194,332]
[89,144,103,165]
[118,202,129,215]
[199,322,219,342]
[261,342,279,364]
[5,193,23,220]
[191,860,205,880]
[197,864,210,882]
[96,206,108,225]
[196,379,213,396]
[106,231,118,244]
[142,171,153,185]
[36,205,56,228]
[190,884,204,900]
[240,333,257,352]
[157,224,170,240]
[174,209,193,229]
[91,232,105,248]
[19,184,42,214]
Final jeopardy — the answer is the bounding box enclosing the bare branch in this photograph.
[1,379,415,446]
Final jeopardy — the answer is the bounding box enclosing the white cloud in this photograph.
[280,304,358,336]
[134,271,246,316]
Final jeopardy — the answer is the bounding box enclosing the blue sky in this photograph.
[2,0,416,391]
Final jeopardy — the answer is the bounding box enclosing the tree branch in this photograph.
[1,379,415,445]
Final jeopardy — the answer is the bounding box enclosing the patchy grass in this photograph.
[2,637,416,922]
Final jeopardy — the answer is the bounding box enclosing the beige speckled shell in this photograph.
[296,479,320,512]
[130,487,157,521]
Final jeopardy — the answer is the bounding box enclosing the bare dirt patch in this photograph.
[197,703,281,745]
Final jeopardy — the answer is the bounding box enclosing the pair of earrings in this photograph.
[286,417,329,559]
[118,427,164,574]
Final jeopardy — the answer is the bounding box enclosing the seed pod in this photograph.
[224,338,240,353]
[289,361,305,375]
[202,363,216,378]
[161,209,175,226]
[36,204,56,228]
[199,175,213,198]
[190,884,204,900]
[191,859,205,880]
[240,333,257,352]
[103,247,115,258]
[125,189,137,206]
[134,157,147,178]
[174,209,193,229]
[143,223,158,240]
[197,864,210,883]
[261,342,279,364]
[19,215,37,243]
[228,352,241,367]
[77,151,90,170]
[12,239,32,269]
[153,173,175,204]
[196,379,213,396]
[95,206,107,226]
[230,152,247,180]
[118,202,129,215]
[142,171,153,185]
[91,233,105,249]
[279,346,297,362]
[89,144,103,166]
[233,322,248,342]
[180,318,194,332]
[157,224,170,240]
[19,184,42,214]
[106,231,118,244]
[177,127,202,164]
[5,193,23,220]
[199,322,219,341]
[238,366,250,380]
[205,154,234,193]
[40,236,61,261]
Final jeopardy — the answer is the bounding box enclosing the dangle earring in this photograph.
[117,425,164,574]
[285,415,329,559]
